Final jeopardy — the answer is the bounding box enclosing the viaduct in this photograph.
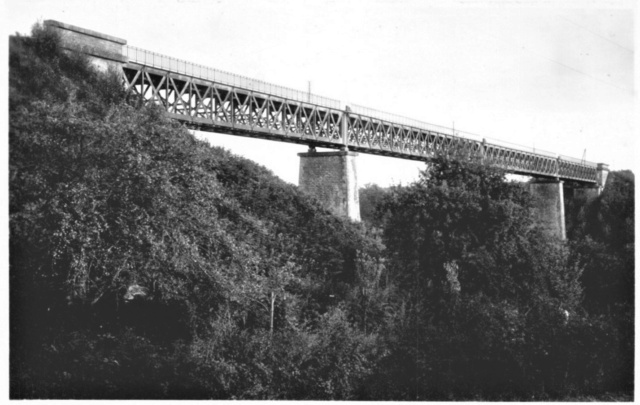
[43,20,609,240]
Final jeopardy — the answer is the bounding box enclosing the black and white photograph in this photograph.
[5,0,635,400]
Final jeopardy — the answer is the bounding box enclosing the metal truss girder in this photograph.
[120,63,598,185]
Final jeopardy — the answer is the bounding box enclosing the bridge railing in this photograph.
[349,104,458,136]
[124,45,342,109]
[349,103,586,161]
[484,137,557,158]
[559,154,598,167]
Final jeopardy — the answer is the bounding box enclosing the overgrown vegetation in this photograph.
[10,24,634,399]
[359,163,633,399]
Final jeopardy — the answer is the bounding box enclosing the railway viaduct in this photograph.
[43,20,609,240]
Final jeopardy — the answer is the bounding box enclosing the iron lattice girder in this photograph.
[121,64,598,184]
[123,64,346,148]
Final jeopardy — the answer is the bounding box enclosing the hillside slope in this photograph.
[10,24,384,399]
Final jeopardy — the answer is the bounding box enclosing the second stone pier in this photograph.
[298,149,360,221]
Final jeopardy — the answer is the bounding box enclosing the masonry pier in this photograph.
[529,180,566,240]
[529,163,608,240]
[298,149,360,221]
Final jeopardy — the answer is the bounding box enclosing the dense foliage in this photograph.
[566,171,635,394]
[10,24,633,399]
[10,25,385,399]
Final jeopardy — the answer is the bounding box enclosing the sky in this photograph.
[3,0,637,187]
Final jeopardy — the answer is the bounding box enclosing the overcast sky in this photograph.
[4,0,636,186]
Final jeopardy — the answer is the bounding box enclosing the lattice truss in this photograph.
[346,113,482,158]
[558,159,598,182]
[122,65,597,184]
[482,143,596,182]
[347,113,597,182]
[484,145,558,177]
[122,66,344,146]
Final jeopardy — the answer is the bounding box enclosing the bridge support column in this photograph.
[529,179,566,240]
[298,149,360,221]
[597,163,610,191]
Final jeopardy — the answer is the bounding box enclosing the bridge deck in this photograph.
[121,45,598,184]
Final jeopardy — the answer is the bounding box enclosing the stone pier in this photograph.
[298,149,360,221]
[529,180,566,240]
[596,163,610,192]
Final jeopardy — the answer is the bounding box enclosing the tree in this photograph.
[373,155,586,399]
[359,183,390,228]
[570,170,634,314]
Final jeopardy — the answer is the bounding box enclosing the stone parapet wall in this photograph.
[44,20,127,71]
